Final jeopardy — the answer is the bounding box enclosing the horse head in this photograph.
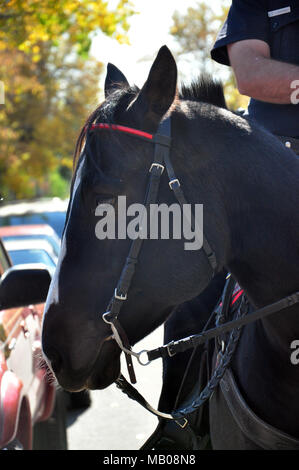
[41,46,216,391]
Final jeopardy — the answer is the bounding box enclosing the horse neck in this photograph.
[176,107,299,435]
[229,148,299,341]
[178,110,299,337]
[224,149,299,336]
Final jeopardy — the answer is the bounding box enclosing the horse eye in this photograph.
[95,195,116,207]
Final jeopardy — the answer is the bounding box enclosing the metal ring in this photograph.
[136,350,151,366]
[102,311,112,324]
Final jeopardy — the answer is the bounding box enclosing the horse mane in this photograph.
[180,74,227,109]
[72,86,139,172]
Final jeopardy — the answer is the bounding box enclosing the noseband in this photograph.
[89,117,217,384]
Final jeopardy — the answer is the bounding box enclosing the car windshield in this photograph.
[0,212,66,238]
[8,249,56,269]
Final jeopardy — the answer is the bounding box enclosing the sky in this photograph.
[91,0,224,94]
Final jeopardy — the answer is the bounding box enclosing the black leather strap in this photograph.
[147,291,299,362]
[105,119,171,322]
[104,115,217,330]
[113,319,136,384]
[163,151,217,273]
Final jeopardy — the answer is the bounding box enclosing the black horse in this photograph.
[42,46,299,449]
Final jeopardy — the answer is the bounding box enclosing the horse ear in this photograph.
[128,46,177,130]
[105,63,130,97]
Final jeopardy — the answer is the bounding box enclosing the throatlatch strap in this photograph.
[163,151,217,273]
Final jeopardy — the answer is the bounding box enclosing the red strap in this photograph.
[231,289,244,306]
[90,123,153,141]
[219,287,244,309]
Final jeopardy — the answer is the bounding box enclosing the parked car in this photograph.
[0,198,68,238]
[0,224,61,259]
[0,238,67,449]
[0,200,91,411]
[3,239,57,276]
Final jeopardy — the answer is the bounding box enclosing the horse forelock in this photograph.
[72,85,140,177]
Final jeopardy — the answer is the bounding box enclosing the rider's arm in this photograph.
[227,39,299,104]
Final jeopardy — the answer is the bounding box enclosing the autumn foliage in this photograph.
[0,0,134,199]
[170,1,250,111]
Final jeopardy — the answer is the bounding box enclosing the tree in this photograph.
[0,0,134,200]
[170,1,249,111]
[1,43,103,198]
[0,0,133,56]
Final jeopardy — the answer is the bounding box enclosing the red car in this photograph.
[0,224,61,260]
[0,238,67,450]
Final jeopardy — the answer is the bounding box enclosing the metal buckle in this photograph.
[166,340,176,357]
[169,178,180,190]
[114,289,127,301]
[149,163,165,174]
[175,418,188,429]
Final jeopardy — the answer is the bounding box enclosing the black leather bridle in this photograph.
[88,116,299,430]
[90,117,217,385]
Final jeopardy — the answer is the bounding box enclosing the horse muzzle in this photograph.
[43,334,121,392]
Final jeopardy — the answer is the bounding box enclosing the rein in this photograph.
[146,289,299,362]
[89,117,299,429]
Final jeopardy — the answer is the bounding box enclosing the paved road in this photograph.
[66,327,164,450]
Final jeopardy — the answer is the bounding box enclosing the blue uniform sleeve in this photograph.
[211,0,270,66]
